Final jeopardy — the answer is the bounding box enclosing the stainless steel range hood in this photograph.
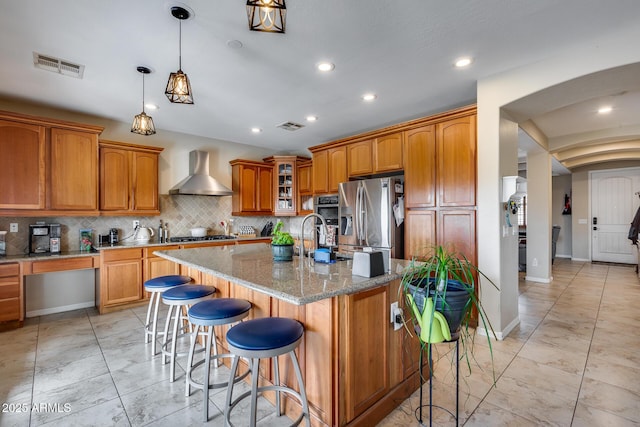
[168,150,233,196]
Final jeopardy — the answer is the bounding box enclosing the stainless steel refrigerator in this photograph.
[338,176,404,271]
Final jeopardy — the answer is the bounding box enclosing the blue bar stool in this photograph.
[225,317,310,427]
[143,275,192,355]
[161,284,216,382]
[185,298,252,421]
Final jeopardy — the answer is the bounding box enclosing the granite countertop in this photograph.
[0,250,98,264]
[154,243,412,305]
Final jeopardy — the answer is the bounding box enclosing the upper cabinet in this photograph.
[263,155,311,216]
[0,119,46,209]
[312,146,347,194]
[230,159,273,216]
[99,140,163,215]
[346,133,403,178]
[49,128,99,211]
[0,110,104,216]
[347,140,373,177]
[373,132,404,173]
[404,126,436,208]
[437,115,476,207]
[297,160,313,215]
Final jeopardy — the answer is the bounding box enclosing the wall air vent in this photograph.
[277,121,305,131]
[33,52,85,79]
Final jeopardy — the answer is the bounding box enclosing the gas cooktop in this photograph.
[169,235,236,243]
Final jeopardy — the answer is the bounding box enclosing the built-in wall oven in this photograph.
[314,195,339,250]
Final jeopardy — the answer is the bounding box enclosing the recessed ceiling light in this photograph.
[317,62,335,72]
[145,103,159,110]
[454,57,473,68]
[362,93,377,102]
[227,40,243,49]
[306,115,317,122]
[597,106,612,114]
[251,127,262,133]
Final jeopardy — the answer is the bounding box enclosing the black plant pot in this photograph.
[406,278,471,340]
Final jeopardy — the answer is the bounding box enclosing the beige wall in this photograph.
[552,174,573,258]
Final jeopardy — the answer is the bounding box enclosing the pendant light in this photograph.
[131,66,156,135]
[165,6,194,104]
[246,0,286,33]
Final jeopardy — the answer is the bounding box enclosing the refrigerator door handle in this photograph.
[356,184,363,244]
[362,183,369,246]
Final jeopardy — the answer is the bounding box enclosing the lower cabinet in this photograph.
[99,248,143,312]
[143,246,180,282]
[0,263,21,323]
[205,276,417,427]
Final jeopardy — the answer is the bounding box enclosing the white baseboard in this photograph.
[556,254,571,259]
[571,257,590,262]
[477,316,520,341]
[525,275,552,283]
[26,301,95,318]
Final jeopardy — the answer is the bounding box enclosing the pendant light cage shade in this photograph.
[131,112,156,135]
[166,6,194,104]
[246,0,286,33]
[131,66,156,136]
[165,70,193,104]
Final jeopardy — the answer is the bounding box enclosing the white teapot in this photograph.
[136,226,155,242]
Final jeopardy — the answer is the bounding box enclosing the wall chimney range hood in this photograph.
[169,150,233,196]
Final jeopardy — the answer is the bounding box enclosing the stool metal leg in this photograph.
[250,358,260,427]
[203,326,214,422]
[151,292,162,355]
[273,356,281,417]
[162,304,175,365]
[185,324,200,397]
[290,350,311,426]
[144,291,155,344]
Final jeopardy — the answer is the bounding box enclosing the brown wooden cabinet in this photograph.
[404,209,436,260]
[0,120,46,210]
[0,110,104,216]
[263,155,311,216]
[297,160,313,215]
[0,263,21,323]
[230,159,273,216]
[347,139,373,177]
[143,245,180,283]
[49,128,99,211]
[99,140,163,215]
[404,125,436,209]
[99,248,143,311]
[374,132,404,173]
[312,146,347,194]
[437,115,476,207]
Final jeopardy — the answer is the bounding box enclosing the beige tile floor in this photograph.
[1,259,638,426]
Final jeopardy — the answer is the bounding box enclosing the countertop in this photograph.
[154,243,412,305]
[0,236,270,263]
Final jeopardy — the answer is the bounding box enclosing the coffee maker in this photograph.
[29,223,61,255]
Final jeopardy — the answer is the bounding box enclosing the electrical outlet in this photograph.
[10,223,18,232]
[132,220,140,230]
[532,258,538,267]
[390,302,403,331]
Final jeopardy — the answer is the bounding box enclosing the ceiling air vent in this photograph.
[33,52,85,79]
[277,121,305,131]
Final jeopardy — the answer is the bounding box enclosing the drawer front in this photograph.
[0,282,19,299]
[31,257,95,274]
[144,245,179,258]
[0,298,20,322]
[0,263,19,277]
[102,248,143,262]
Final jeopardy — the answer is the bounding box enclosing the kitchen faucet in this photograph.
[300,213,328,263]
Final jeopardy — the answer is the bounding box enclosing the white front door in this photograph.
[591,168,640,263]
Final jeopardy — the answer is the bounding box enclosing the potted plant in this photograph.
[271,220,295,261]
[401,244,499,377]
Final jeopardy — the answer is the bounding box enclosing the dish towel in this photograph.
[393,196,405,226]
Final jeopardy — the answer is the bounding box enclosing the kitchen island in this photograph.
[154,243,421,427]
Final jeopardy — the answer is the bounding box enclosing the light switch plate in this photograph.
[10,223,18,232]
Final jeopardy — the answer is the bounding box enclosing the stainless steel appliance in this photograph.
[29,223,61,255]
[109,228,119,245]
[314,195,339,250]
[338,176,404,271]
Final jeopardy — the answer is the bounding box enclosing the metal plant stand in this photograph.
[416,338,459,426]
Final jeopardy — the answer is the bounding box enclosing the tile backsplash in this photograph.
[0,195,307,256]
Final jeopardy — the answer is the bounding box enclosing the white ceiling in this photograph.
[1,0,639,171]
